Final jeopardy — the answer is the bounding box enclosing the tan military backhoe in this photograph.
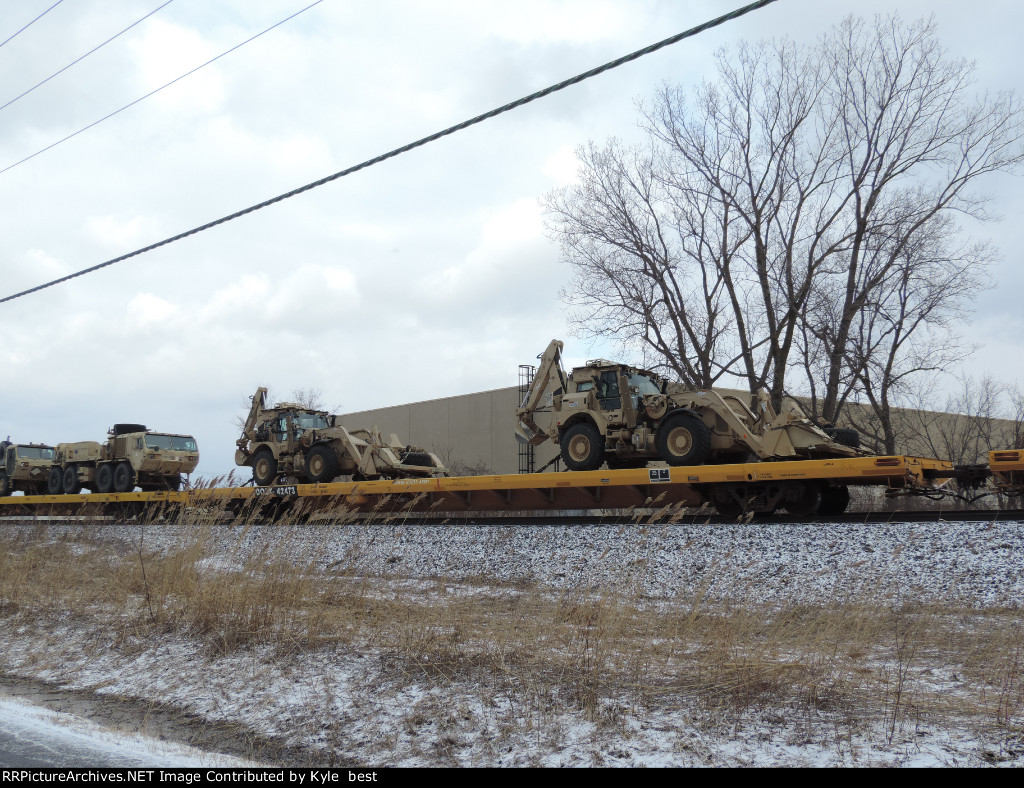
[516,340,861,472]
[235,387,447,485]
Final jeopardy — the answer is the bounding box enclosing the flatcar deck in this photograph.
[0,455,955,518]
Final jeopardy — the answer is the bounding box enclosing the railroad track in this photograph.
[1,508,1021,527]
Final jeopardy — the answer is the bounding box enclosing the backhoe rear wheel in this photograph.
[252,449,278,486]
[656,412,712,466]
[305,445,340,483]
[560,422,604,472]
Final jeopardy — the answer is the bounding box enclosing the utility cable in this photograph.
[0,0,780,305]
[0,0,323,176]
[0,1,177,114]
[0,0,66,50]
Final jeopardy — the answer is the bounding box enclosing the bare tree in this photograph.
[232,386,328,432]
[896,374,1009,465]
[801,16,1019,425]
[289,387,325,411]
[545,14,1022,418]
[812,215,993,453]
[432,443,492,476]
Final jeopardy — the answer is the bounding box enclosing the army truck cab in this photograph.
[0,441,56,496]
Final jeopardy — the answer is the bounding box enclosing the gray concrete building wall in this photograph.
[338,387,559,475]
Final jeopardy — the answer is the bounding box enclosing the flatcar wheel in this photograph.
[710,486,744,517]
[783,483,822,516]
[819,485,851,515]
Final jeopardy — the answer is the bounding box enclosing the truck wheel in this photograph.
[400,451,434,467]
[824,427,860,449]
[95,464,114,494]
[818,485,851,515]
[113,462,135,493]
[164,475,182,491]
[252,450,278,486]
[0,472,9,497]
[656,412,711,466]
[63,465,82,495]
[47,467,63,495]
[305,445,340,483]
[560,422,604,471]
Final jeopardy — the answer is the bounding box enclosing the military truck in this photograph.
[47,424,199,494]
[0,441,56,496]
[516,340,862,473]
[235,387,446,485]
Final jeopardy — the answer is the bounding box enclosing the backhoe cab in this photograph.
[516,340,861,471]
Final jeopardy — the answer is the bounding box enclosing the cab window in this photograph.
[598,371,620,399]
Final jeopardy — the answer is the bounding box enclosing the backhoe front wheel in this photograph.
[656,412,712,466]
[560,422,604,472]
[252,449,278,486]
[305,445,340,483]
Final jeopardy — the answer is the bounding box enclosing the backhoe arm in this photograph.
[237,387,268,451]
[515,340,566,446]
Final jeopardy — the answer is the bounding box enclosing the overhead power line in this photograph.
[0,0,780,306]
[0,0,323,176]
[0,1,177,115]
[0,0,66,50]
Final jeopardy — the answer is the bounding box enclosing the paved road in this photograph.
[0,718,157,767]
[0,697,250,768]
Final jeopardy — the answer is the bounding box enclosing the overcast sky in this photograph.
[1,0,1021,479]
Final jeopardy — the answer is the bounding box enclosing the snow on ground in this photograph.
[0,517,1022,766]
[2,622,1020,767]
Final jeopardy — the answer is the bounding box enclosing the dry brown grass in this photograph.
[0,504,1022,759]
